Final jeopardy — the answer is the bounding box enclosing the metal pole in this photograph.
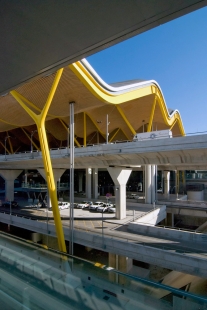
[106,114,108,144]
[67,127,69,155]
[155,165,158,203]
[69,101,75,255]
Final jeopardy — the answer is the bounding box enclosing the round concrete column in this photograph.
[151,165,156,204]
[0,170,22,201]
[78,172,83,193]
[164,171,170,195]
[145,165,151,204]
[92,168,99,199]
[86,168,92,199]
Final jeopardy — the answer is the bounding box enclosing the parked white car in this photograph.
[127,193,139,199]
[77,201,92,209]
[108,205,116,213]
[89,201,104,211]
[95,204,107,213]
[58,201,70,210]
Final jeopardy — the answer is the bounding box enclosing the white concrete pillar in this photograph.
[175,170,178,196]
[46,191,51,208]
[145,165,151,204]
[164,171,170,195]
[172,213,174,227]
[107,167,132,220]
[151,165,156,204]
[92,168,99,199]
[108,253,132,284]
[145,165,156,204]
[86,168,92,199]
[38,168,65,186]
[78,172,83,192]
[38,168,65,208]
[25,169,28,186]
[0,170,22,201]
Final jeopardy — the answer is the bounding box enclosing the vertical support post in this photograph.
[177,170,180,194]
[106,114,109,144]
[147,97,156,132]
[67,127,69,155]
[69,101,75,255]
[151,165,156,204]
[164,171,170,196]
[145,165,152,204]
[182,171,185,194]
[4,135,10,161]
[83,112,86,147]
[155,165,158,202]
[86,168,92,199]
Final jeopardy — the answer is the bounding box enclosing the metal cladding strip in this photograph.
[69,59,185,136]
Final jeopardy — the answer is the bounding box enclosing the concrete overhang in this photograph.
[0,1,207,95]
[0,134,207,171]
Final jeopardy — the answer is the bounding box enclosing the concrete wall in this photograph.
[187,190,204,201]
[128,222,207,244]
[135,206,166,226]
[2,212,207,278]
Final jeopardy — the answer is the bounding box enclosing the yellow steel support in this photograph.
[10,69,66,253]
[170,119,177,131]
[59,119,81,147]
[83,112,87,147]
[109,128,120,142]
[121,128,131,141]
[147,97,157,132]
[85,112,106,140]
[116,106,136,136]
[21,128,40,151]
[7,132,14,154]
[14,146,21,153]
[0,141,10,154]
[15,91,62,118]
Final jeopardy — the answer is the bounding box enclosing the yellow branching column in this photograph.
[147,96,157,132]
[10,69,66,253]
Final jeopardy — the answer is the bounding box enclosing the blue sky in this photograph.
[87,7,207,135]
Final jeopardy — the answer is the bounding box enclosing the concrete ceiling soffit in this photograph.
[1,0,207,94]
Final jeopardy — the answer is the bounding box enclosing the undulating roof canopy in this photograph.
[0,59,185,155]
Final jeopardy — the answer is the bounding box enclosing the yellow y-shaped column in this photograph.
[10,69,66,253]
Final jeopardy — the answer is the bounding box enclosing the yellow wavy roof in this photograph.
[0,59,184,154]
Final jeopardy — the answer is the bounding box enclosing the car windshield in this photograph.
[93,202,101,205]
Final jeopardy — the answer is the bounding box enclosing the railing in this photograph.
[0,231,207,309]
[186,173,207,180]
[0,131,207,157]
[21,182,69,189]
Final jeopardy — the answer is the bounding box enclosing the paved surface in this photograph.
[8,198,152,232]
[2,197,207,270]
